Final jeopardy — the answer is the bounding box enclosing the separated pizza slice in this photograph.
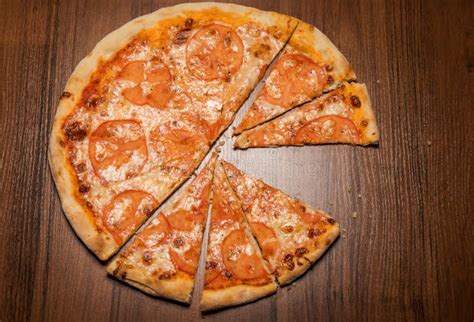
[221,160,340,285]
[200,162,277,311]
[106,153,217,304]
[233,21,356,134]
[234,82,379,149]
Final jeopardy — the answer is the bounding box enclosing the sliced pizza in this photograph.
[221,160,340,285]
[234,82,379,149]
[200,161,276,311]
[48,3,298,259]
[233,21,356,134]
[106,153,217,304]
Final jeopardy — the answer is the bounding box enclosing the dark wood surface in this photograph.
[1,0,473,321]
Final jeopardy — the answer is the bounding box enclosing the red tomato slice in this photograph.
[135,213,170,248]
[294,115,361,144]
[120,61,173,108]
[102,190,158,244]
[166,209,197,231]
[149,119,208,166]
[147,84,173,109]
[169,246,200,275]
[118,61,145,83]
[89,120,148,182]
[250,222,279,258]
[122,85,148,105]
[221,229,268,280]
[186,24,244,81]
[263,54,325,107]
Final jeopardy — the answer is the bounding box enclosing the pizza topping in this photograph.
[294,115,361,144]
[166,209,198,231]
[119,61,173,109]
[186,24,244,81]
[308,228,321,239]
[295,247,309,257]
[89,120,148,182]
[119,61,145,83]
[173,237,184,248]
[149,119,208,168]
[122,86,148,105]
[263,54,326,107]
[250,222,279,258]
[283,254,295,271]
[102,190,158,244]
[135,213,170,248]
[174,28,192,45]
[169,247,199,275]
[221,229,268,280]
[350,95,361,108]
[64,121,88,142]
[78,184,89,194]
[205,260,218,270]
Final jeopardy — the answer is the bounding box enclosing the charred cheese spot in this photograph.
[64,121,88,142]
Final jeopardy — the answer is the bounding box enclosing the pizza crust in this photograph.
[289,20,356,88]
[277,223,340,285]
[106,261,194,303]
[49,2,297,260]
[200,282,277,311]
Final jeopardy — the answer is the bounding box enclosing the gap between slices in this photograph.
[200,161,277,311]
[106,153,218,304]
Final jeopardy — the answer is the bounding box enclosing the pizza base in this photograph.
[106,263,194,304]
[276,224,340,285]
[200,282,277,311]
[49,2,296,260]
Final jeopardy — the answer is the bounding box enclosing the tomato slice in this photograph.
[263,54,326,107]
[118,61,145,83]
[119,61,173,108]
[135,213,170,248]
[250,222,279,258]
[294,115,361,144]
[122,85,148,105]
[221,229,268,280]
[186,24,244,81]
[89,120,148,182]
[149,119,208,168]
[169,246,200,275]
[167,209,197,231]
[102,190,158,244]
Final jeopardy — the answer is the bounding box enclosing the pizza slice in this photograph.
[221,160,340,285]
[49,3,298,260]
[106,153,217,303]
[234,82,379,148]
[233,21,356,134]
[200,162,277,311]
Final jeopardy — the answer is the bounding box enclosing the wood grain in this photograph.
[1,0,473,321]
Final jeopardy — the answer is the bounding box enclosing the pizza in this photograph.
[234,82,379,148]
[221,160,340,285]
[48,3,298,260]
[106,153,216,303]
[48,2,379,311]
[233,21,356,134]
[200,161,277,311]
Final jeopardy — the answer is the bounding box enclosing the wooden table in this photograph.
[1,0,472,321]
